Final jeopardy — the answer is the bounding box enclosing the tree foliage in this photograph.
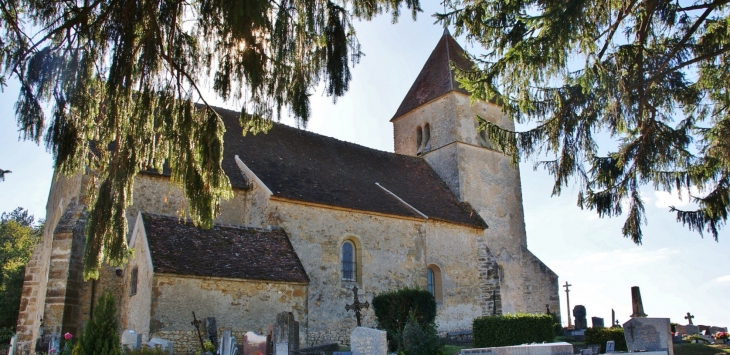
[72,291,122,355]
[0,208,42,329]
[0,0,420,278]
[439,0,730,242]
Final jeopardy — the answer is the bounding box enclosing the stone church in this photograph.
[15,31,560,354]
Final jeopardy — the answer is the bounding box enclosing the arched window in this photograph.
[423,123,431,150]
[427,264,443,303]
[416,126,423,150]
[342,241,356,281]
[427,268,435,294]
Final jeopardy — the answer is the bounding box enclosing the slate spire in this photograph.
[391,30,474,120]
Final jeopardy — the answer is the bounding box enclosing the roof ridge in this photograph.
[141,212,274,233]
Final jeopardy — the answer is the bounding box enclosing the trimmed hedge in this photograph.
[584,327,627,353]
[473,314,555,348]
[372,288,437,351]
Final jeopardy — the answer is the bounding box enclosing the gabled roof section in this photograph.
[391,30,474,121]
[141,213,309,283]
[215,108,486,229]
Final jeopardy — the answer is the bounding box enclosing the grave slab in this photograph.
[460,342,574,355]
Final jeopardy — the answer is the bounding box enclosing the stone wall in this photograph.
[120,216,154,338]
[266,199,485,345]
[393,91,560,315]
[15,173,85,355]
[148,274,307,353]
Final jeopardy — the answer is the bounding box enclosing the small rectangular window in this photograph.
[129,267,138,296]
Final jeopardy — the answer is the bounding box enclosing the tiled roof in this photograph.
[141,213,309,283]
[391,30,474,120]
[216,109,487,229]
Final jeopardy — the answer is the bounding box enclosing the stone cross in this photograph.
[564,282,572,328]
[684,312,694,325]
[345,286,369,326]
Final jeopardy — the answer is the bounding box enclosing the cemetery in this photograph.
[2,283,727,355]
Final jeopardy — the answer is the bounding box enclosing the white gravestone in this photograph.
[350,327,387,355]
[605,340,615,353]
[220,330,239,355]
[9,334,17,355]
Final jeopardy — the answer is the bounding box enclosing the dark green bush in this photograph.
[372,288,436,351]
[72,292,122,355]
[584,327,627,353]
[401,313,443,355]
[473,313,555,347]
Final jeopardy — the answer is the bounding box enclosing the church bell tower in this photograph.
[391,29,560,315]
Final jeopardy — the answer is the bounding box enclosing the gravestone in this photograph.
[47,334,60,355]
[273,312,300,355]
[709,326,728,335]
[220,330,239,355]
[623,318,673,355]
[121,329,141,350]
[605,340,615,353]
[573,306,587,330]
[684,325,699,335]
[591,317,605,328]
[674,325,687,335]
[243,331,268,355]
[350,327,387,355]
[580,349,592,355]
[206,317,218,351]
[148,338,174,355]
[9,334,17,355]
[333,352,353,355]
[698,325,710,335]
[460,342,574,355]
[630,286,648,318]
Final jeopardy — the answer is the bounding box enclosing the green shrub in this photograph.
[401,313,443,355]
[372,288,437,351]
[72,292,122,355]
[584,327,628,352]
[473,313,555,348]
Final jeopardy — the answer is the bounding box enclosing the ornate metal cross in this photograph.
[685,312,694,325]
[191,312,206,353]
[345,286,369,326]
[545,304,551,315]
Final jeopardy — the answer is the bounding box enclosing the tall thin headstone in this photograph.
[206,317,218,351]
[273,312,299,355]
[630,286,647,318]
[612,309,616,327]
[564,282,572,328]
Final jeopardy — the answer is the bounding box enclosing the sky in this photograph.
[0,2,728,330]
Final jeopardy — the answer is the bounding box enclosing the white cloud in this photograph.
[654,187,701,208]
[715,275,730,283]
[548,247,679,272]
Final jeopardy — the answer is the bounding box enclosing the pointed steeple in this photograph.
[391,31,474,121]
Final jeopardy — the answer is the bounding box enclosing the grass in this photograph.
[674,343,730,355]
